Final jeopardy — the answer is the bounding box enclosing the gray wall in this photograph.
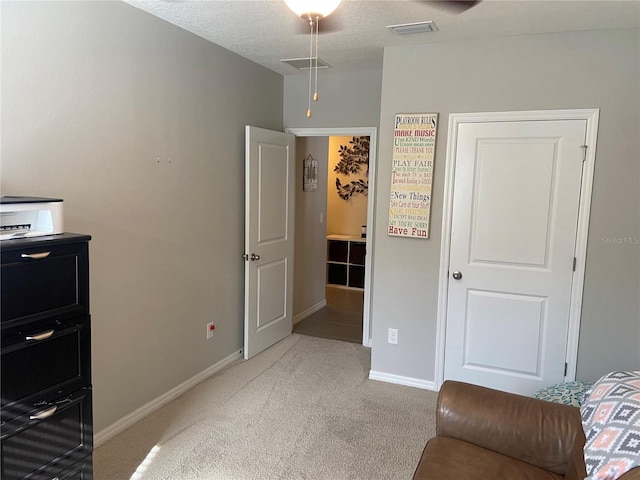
[293,136,329,318]
[284,69,382,129]
[1,1,283,433]
[371,28,640,384]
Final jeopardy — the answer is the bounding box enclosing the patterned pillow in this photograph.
[533,381,593,406]
[581,371,640,480]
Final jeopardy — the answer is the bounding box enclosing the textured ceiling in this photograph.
[124,0,640,76]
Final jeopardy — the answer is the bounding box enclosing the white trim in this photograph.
[433,116,460,389]
[435,109,600,389]
[286,127,378,349]
[565,109,599,380]
[94,349,243,447]
[293,299,327,324]
[368,370,437,391]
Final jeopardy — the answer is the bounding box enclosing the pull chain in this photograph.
[306,19,314,118]
[314,17,319,102]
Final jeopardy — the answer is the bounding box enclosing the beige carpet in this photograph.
[94,334,438,479]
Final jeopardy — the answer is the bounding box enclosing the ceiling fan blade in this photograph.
[293,14,344,34]
[415,0,481,14]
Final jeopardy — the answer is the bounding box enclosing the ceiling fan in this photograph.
[283,0,481,117]
[283,0,343,117]
[288,0,482,35]
[415,0,481,14]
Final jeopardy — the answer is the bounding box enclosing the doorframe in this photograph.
[286,126,378,347]
[434,109,600,388]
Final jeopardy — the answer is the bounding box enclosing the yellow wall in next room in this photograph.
[327,136,368,238]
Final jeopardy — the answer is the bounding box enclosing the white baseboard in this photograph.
[94,349,243,447]
[368,370,437,391]
[293,299,327,324]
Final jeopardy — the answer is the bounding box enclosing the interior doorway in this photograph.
[296,135,369,343]
[287,127,378,347]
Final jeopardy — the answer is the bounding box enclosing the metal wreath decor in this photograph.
[334,136,369,201]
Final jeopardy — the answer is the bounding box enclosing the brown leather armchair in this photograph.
[413,380,640,480]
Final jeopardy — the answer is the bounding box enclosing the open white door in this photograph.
[244,126,295,360]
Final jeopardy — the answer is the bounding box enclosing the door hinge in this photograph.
[564,362,568,376]
[573,257,577,271]
[580,145,588,162]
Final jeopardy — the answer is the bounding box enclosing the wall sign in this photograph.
[388,113,438,239]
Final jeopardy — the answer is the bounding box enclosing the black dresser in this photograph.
[1,233,93,480]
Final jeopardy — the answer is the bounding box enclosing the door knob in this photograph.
[250,253,260,261]
[452,271,463,280]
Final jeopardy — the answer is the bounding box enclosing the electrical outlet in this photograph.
[206,322,215,340]
[388,328,398,345]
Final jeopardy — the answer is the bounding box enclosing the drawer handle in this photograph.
[25,329,55,341]
[21,251,51,260]
[29,405,57,420]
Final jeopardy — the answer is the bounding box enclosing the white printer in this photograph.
[0,196,64,240]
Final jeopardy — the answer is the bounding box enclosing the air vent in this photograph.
[386,21,438,36]
[280,57,331,70]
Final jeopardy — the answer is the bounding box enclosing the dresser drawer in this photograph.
[1,319,91,422]
[1,238,89,329]
[0,388,93,480]
[49,455,93,480]
[18,454,92,480]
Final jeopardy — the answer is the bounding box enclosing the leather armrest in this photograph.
[436,380,584,475]
[564,424,588,480]
[620,469,640,480]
